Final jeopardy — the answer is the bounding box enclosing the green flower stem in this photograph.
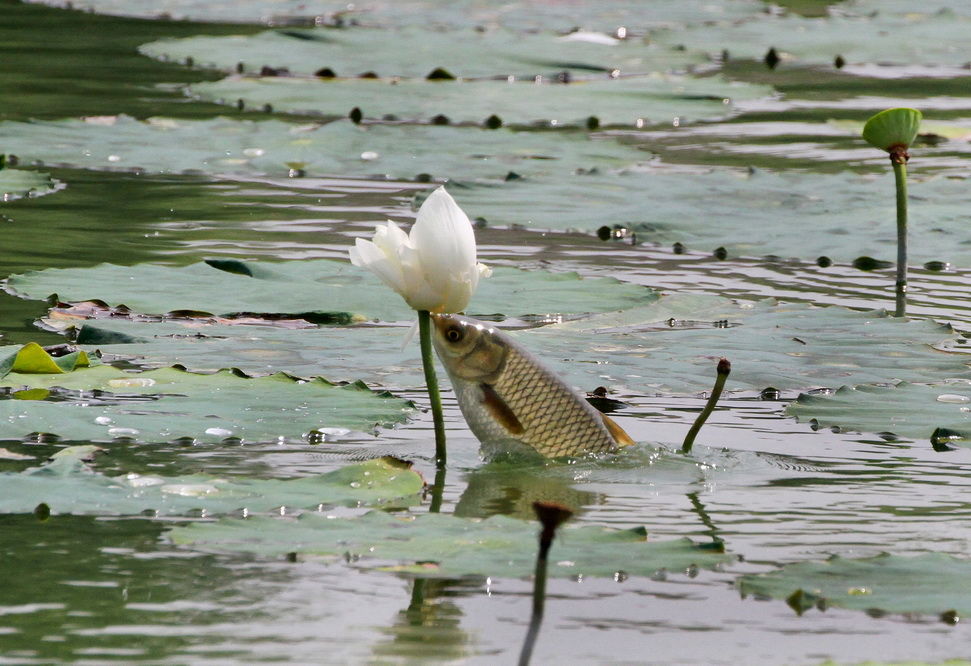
[681,358,731,455]
[418,309,447,466]
[892,155,909,317]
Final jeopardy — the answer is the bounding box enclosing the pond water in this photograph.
[4,0,971,664]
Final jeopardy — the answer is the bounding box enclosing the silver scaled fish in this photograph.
[430,313,635,458]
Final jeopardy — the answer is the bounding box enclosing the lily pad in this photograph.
[525,296,969,394]
[0,166,61,201]
[52,297,970,401]
[0,116,654,180]
[0,342,91,378]
[188,72,774,127]
[787,381,971,442]
[141,27,706,80]
[0,445,424,515]
[5,259,658,324]
[0,364,415,443]
[445,168,971,265]
[738,553,971,618]
[29,0,766,31]
[169,509,733,578]
[654,10,971,69]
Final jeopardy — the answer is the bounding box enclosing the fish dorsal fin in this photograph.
[480,383,525,435]
[600,412,636,448]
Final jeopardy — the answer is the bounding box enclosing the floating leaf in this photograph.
[738,553,971,617]
[6,260,658,325]
[0,116,655,180]
[444,169,971,265]
[526,297,968,394]
[141,27,705,80]
[0,166,61,201]
[0,446,424,515]
[188,73,773,127]
[0,342,91,378]
[787,381,971,441]
[35,0,766,31]
[0,364,415,443]
[170,509,733,578]
[654,11,971,69]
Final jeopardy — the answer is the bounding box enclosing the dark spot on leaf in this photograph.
[315,67,337,78]
[555,70,572,84]
[484,114,503,129]
[34,503,51,522]
[261,103,273,114]
[673,242,685,254]
[924,260,950,271]
[184,56,194,68]
[382,114,399,121]
[358,71,379,79]
[941,610,960,625]
[764,47,780,70]
[834,55,845,69]
[260,65,290,77]
[505,171,522,182]
[713,247,728,260]
[597,226,612,241]
[931,427,962,452]
[426,67,455,80]
[760,387,782,401]
[852,256,892,271]
[235,99,245,111]
[430,114,450,125]
[349,107,363,124]
[586,116,600,130]
[414,173,433,183]
[816,256,832,268]
[721,49,730,62]
[235,61,245,74]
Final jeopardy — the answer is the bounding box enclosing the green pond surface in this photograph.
[6,0,971,664]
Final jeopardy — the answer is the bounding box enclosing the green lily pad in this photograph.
[52,296,969,401]
[0,364,415,443]
[188,72,774,127]
[30,0,766,31]
[0,166,61,201]
[525,296,968,394]
[654,10,971,69]
[5,259,658,324]
[738,553,971,618]
[445,168,971,265]
[787,381,971,441]
[170,509,733,578]
[0,445,424,515]
[0,342,92,378]
[0,116,654,180]
[142,27,705,80]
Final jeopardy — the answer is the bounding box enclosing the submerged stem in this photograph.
[418,310,447,467]
[681,358,731,455]
[891,154,909,317]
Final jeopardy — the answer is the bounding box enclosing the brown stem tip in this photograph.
[533,501,574,546]
[717,357,731,375]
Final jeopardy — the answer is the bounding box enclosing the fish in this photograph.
[430,313,635,459]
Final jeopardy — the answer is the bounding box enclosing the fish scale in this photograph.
[432,313,624,459]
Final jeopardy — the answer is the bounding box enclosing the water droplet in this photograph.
[937,394,970,404]
[205,427,233,437]
[107,377,156,388]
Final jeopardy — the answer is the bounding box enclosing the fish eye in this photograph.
[445,326,463,343]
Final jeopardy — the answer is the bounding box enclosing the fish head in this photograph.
[430,313,507,382]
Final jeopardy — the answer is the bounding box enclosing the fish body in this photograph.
[430,313,634,458]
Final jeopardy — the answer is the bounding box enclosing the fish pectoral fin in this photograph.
[600,412,636,448]
[480,383,525,435]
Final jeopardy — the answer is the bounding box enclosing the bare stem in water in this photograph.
[681,358,731,455]
[890,147,910,318]
[518,502,573,666]
[418,309,447,467]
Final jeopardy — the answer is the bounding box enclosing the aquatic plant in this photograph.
[861,107,922,317]
[681,357,731,454]
[349,186,490,464]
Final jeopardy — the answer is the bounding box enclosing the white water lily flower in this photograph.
[349,186,491,313]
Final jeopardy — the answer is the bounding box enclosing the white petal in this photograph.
[410,187,478,312]
[350,237,408,297]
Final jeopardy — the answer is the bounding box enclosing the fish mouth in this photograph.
[429,312,453,335]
